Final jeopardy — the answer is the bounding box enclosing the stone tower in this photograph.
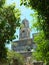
[12,19,34,54]
[19,19,30,39]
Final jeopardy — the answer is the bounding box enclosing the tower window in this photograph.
[22,30,25,32]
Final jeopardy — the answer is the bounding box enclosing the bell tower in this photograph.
[19,19,30,39]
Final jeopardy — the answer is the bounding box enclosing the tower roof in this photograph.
[22,18,29,28]
[22,18,29,23]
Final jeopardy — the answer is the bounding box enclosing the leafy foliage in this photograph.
[0,5,20,43]
[0,1,20,61]
[31,11,49,64]
[32,31,49,63]
[7,50,24,65]
[0,0,5,7]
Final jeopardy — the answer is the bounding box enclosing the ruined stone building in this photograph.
[12,19,35,57]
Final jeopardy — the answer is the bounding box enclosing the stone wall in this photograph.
[33,61,43,65]
[12,38,34,51]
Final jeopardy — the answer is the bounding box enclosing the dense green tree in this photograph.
[0,0,20,62]
[31,11,49,64]
[32,31,49,63]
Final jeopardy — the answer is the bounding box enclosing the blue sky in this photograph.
[6,0,37,49]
